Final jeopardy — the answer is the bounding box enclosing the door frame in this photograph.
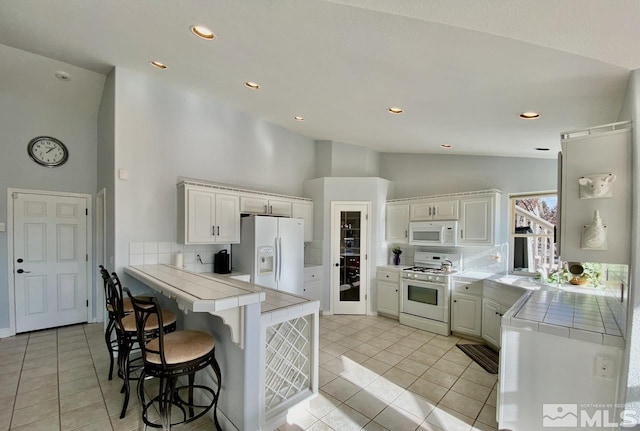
[95,188,106,324]
[7,188,93,336]
[329,201,371,315]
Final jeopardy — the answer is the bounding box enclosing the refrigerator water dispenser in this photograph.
[257,246,274,274]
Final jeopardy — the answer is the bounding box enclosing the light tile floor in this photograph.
[0,323,213,431]
[0,315,499,431]
[277,314,499,431]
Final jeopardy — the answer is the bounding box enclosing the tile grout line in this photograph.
[8,333,28,430]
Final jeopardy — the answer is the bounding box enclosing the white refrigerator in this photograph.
[232,216,304,294]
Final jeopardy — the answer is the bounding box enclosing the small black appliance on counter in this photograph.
[214,249,231,274]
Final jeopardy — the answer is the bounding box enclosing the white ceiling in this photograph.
[0,0,636,159]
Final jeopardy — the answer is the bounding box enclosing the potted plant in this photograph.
[392,245,402,265]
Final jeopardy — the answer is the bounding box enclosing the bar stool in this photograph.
[126,288,222,430]
[105,275,177,419]
[99,265,133,380]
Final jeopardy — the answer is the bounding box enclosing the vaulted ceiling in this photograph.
[0,0,637,158]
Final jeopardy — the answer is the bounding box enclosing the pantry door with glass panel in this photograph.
[331,202,369,314]
[13,192,89,333]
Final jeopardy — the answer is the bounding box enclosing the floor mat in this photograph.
[456,343,499,374]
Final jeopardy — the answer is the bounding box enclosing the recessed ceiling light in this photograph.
[535,147,550,151]
[441,144,453,149]
[519,112,540,119]
[294,116,304,121]
[54,71,71,82]
[150,61,168,69]
[388,107,403,114]
[190,25,215,40]
[244,81,260,90]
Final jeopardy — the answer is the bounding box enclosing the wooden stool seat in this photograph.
[121,310,176,333]
[106,297,134,313]
[145,330,215,365]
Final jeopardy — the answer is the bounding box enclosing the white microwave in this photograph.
[409,221,458,246]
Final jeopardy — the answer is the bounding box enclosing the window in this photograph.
[509,192,558,274]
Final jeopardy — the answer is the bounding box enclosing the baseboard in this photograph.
[320,310,333,316]
[0,328,14,338]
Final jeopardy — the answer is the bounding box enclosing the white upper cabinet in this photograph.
[459,193,500,246]
[386,203,410,243]
[560,122,631,264]
[240,195,293,217]
[240,195,268,214]
[179,186,240,244]
[180,181,312,245]
[268,199,292,217]
[410,199,459,221]
[292,201,314,242]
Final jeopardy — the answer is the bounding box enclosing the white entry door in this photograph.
[13,192,89,333]
[331,202,369,314]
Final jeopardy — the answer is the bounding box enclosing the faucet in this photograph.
[537,267,548,283]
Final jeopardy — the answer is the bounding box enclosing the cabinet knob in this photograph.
[453,299,457,303]
[405,230,408,238]
[495,311,500,315]
[465,286,469,289]
[386,275,389,278]
[311,274,315,278]
[395,289,398,292]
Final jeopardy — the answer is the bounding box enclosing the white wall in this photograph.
[110,67,316,428]
[0,45,104,330]
[315,140,380,177]
[617,68,640,414]
[304,177,390,313]
[97,70,115,274]
[380,153,557,242]
[112,67,316,275]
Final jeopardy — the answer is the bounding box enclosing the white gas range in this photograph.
[399,251,460,336]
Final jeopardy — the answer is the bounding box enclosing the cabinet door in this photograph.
[303,280,323,304]
[410,201,433,221]
[215,193,240,243]
[386,203,409,243]
[451,293,482,336]
[432,199,459,220]
[482,298,501,347]
[292,201,313,242]
[268,199,292,217]
[460,196,494,246]
[240,196,268,214]
[187,189,216,243]
[377,280,399,317]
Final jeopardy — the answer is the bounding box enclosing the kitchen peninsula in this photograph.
[125,264,320,431]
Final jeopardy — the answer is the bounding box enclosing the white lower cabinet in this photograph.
[482,298,504,348]
[377,269,400,318]
[451,292,482,337]
[303,266,323,305]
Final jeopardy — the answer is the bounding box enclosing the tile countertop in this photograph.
[494,277,625,348]
[125,264,266,313]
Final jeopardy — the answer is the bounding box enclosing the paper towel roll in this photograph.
[174,251,183,268]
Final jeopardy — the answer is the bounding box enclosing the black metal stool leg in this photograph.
[211,354,223,431]
[119,335,132,418]
[188,373,195,418]
[104,317,116,380]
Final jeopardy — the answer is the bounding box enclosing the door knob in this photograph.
[335,263,340,267]
[17,258,23,263]
[16,269,30,274]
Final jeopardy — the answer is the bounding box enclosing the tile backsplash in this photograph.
[602,263,629,339]
[129,241,230,273]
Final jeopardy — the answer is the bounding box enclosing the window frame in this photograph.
[508,190,558,276]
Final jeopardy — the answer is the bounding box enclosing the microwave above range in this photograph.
[409,220,457,247]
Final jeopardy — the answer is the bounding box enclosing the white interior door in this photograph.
[13,192,89,332]
[331,202,369,314]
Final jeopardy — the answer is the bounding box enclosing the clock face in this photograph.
[27,136,69,167]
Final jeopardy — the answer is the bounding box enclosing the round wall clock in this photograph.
[27,136,69,167]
